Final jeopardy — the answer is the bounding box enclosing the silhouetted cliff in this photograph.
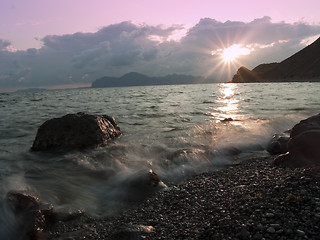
[232,37,320,83]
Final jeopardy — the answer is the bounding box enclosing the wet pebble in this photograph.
[296,229,305,237]
[266,227,275,233]
[265,213,274,218]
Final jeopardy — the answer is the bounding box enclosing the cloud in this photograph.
[0,39,11,50]
[1,17,320,90]
[183,16,320,47]
[0,39,17,52]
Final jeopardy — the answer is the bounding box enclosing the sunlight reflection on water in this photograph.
[209,83,242,125]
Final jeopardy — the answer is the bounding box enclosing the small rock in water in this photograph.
[221,117,234,122]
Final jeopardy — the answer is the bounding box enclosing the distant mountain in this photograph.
[232,37,320,83]
[15,88,48,93]
[91,72,215,88]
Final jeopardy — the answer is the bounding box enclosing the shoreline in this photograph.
[46,152,320,239]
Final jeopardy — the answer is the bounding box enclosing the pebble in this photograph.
[257,224,264,231]
[265,213,274,218]
[296,229,305,236]
[253,232,263,240]
[269,224,280,229]
[266,227,275,233]
[276,229,284,234]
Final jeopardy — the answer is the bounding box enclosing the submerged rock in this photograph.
[274,113,320,168]
[121,169,166,202]
[31,112,121,152]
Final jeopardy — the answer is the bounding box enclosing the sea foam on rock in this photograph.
[274,113,320,168]
[31,112,121,152]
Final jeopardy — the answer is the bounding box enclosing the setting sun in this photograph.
[221,44,251,63]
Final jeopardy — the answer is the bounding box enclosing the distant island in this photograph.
[91,72,216,88]
[232,37,320,83]
[15,88,48,93]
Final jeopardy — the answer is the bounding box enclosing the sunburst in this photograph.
[221,44,251,63]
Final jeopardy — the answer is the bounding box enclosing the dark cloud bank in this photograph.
[1,17,320,91]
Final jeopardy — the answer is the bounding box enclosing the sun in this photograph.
[221,44,251,63]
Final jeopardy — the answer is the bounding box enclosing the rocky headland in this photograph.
[232,37,320,83]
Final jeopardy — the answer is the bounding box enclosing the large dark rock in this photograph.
[2,191,87,240]
[274,114,320,168]
[2,191,52,240]
[31,112,121,152]
[290,113,320,137]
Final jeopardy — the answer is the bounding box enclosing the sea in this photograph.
[0,82,319,237]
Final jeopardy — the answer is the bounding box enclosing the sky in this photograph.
[1,0,320,91]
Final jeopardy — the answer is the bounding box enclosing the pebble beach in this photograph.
[46,152,320,240]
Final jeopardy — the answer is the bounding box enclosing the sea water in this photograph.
[0,82,319,235]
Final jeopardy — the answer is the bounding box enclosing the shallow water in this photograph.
[0,82,320,236]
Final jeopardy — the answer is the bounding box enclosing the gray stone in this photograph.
[253,232,263,240]
[239,227,250,239]
[296,229,305,236]
[265,213,274,218]
[266,227,275,233]
[269,224,281,229]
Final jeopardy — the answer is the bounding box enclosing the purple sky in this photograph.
[2,0,320,50]
[1,0,320,91]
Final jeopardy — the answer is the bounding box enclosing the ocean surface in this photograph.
[0,82,320,236]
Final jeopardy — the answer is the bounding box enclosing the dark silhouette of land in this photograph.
[91,72,215,88]
[232,37,320,83]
